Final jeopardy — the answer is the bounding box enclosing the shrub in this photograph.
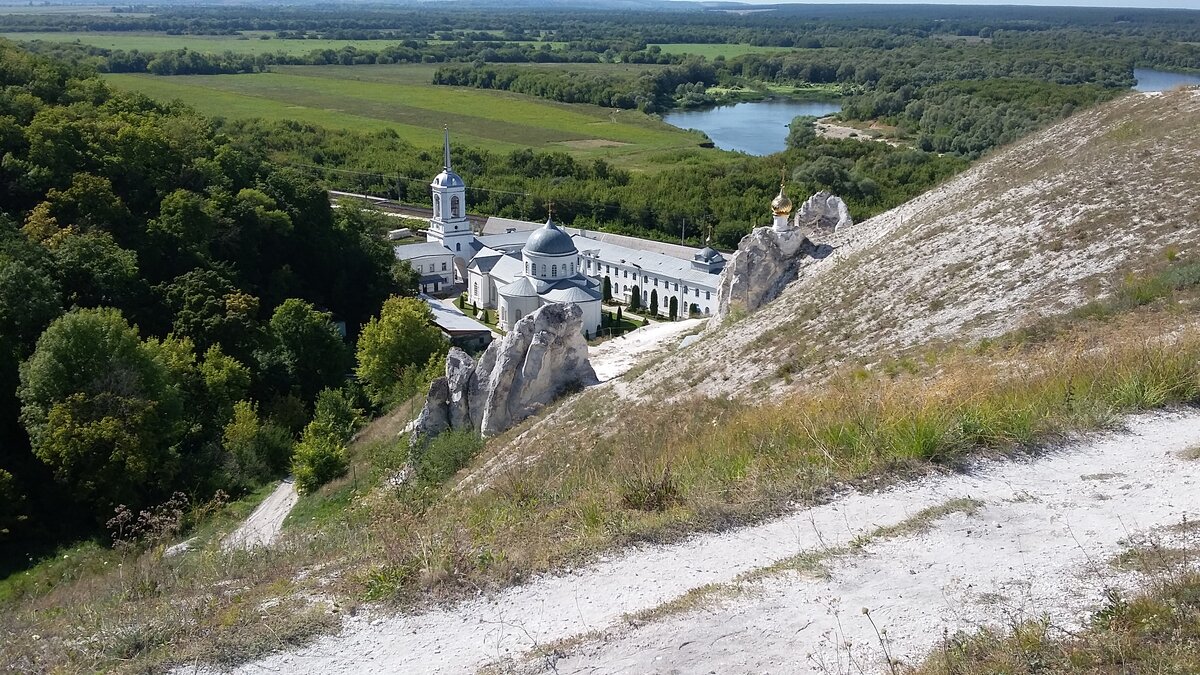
[292,424,348,493]
[222,401,295,490]
[313,388,365,443]
[414,430,484,485]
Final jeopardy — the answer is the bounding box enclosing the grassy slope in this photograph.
[104,64,708,169]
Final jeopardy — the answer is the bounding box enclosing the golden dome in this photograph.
[771,186,793,217]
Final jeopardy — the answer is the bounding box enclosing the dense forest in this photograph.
[0,42,445,571]
[234,117,966,249]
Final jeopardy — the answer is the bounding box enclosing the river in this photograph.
[662,99,841,156]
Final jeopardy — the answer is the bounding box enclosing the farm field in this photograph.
[103,64,713,169]
[1,31,424,54]
[649,42,795,58]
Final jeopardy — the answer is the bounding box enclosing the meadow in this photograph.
[1,31,428,55]
[103,64,711,169]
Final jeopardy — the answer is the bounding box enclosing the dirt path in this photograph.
[222,478,299,551]
[227,410,1200,674]
[588,318,705,382]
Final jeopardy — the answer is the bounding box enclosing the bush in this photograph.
[312,388,364,443]
[222,401,295,491]
[292,423,348,493]
[414,430,484,485]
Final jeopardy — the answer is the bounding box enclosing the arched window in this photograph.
[451,195,460,218]
[541,264,546,276]
[551,264,557,277]
[433,195,440,215]
[570,263,575,274]
[525,262,530,273]
[456,242,461,251]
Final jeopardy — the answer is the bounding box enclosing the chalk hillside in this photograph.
[622,87,1200,402]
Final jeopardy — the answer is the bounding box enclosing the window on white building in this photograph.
[434,195,440,214]
[551,264,557,277]
[673,283,678,291]
[473,282,479,297]
[706,291,711,299]
[451,195,460,218]
[456,243,461,251]
[695,288,700,297]
[441,262,447,271]
[541,264,547,276]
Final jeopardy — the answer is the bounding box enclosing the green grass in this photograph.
[1,31,423,55]
[103,65,709,169]
[649,43,795,59]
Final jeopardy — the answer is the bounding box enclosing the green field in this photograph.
[1,31,423,54]
[103,64,712,169]
[649,43,795,58]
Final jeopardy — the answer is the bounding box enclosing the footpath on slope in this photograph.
[221,478,299,551]
[217,322,696,551]
[588,318,705,382]
[228,410,1200,674]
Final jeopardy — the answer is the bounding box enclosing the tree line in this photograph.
[227,116,966,252]
[0,43,448,570]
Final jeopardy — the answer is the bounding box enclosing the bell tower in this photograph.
[426,127,475,259]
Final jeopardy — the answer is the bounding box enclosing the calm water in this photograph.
[663,99,841,156]
[1133,68,1200,92]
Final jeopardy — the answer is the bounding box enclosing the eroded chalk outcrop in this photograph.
[796,191,853,235]
[712,192,851,324]
[411,303,598,444]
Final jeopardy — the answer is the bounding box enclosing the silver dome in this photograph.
[431,169,465,189]
[696,246,723,262]
[523,220,576,256]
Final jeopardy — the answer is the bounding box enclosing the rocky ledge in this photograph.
[411,302,598,445]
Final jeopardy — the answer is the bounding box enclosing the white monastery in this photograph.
[395,130,728,336]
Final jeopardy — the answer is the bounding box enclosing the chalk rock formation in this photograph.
[712,192,848,325]
[795,191,853,234]
[412,303,598,443]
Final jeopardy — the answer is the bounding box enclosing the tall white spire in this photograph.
[443,126,451,171]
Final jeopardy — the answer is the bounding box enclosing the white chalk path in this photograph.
[222,411,1200,674]
[588,318,706,382]
[222,478,299,551]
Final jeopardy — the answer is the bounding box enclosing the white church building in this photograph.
[394,130,727,336]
